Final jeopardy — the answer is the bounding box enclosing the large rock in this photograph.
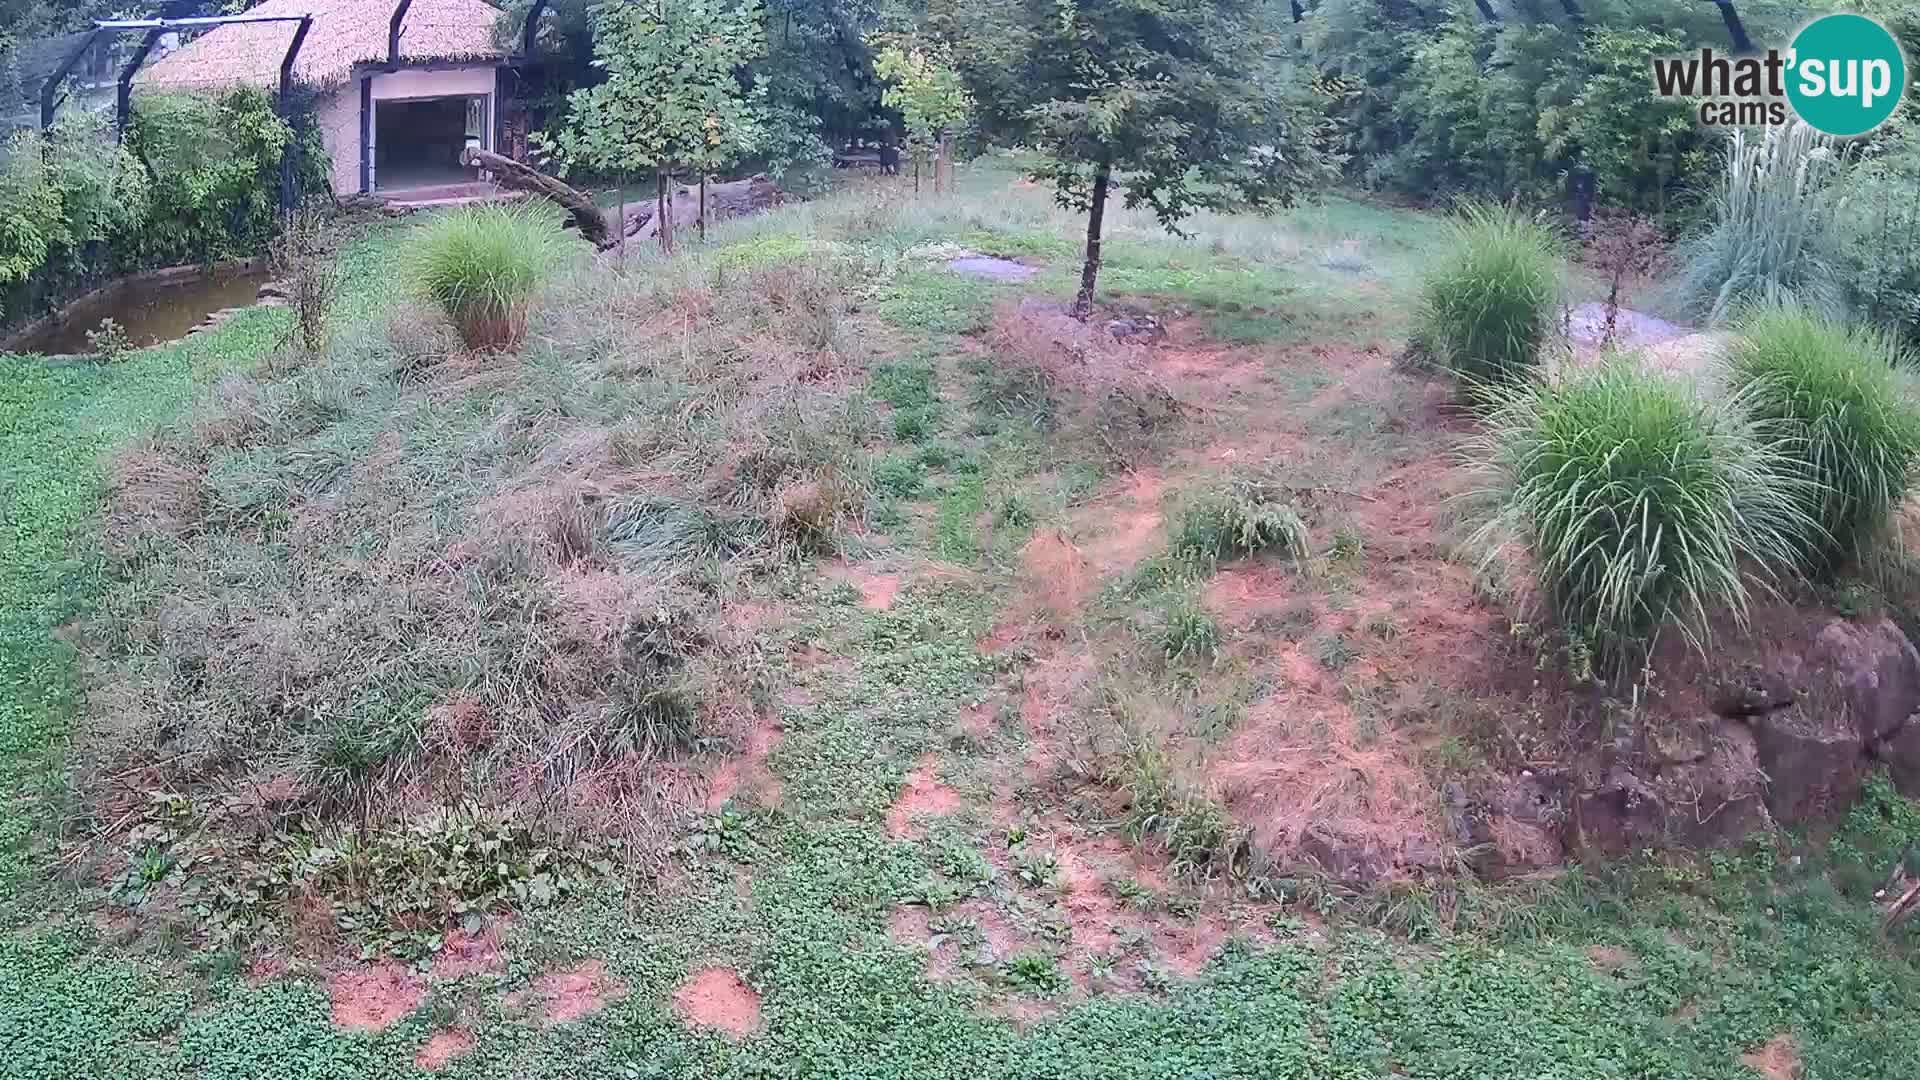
[1572,767,1667,857]
[1571,722,1772,854]
[1879,721,1920,799]
[1660,722,1773,849]
[1747,699,1866,823]
[1297,826,1394,884]
[1806,617,1920,742]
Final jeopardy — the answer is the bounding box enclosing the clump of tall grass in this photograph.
[1409,202,1563,388]
[1170,475,1311,569]
[1722,304,1920,572]
[406,204,564,351]
[1672,123,1848,324]
[1469,359,1813,674]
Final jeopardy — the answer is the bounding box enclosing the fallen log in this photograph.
[1886,878,1920,934]
[459,149,782,253]
[461,147,617,249]
[608,175,782,244]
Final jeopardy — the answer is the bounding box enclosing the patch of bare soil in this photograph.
[328,961,426,1031]
[415,1028,475,1071]
[886,757,965,838]
[1075,468,1165,577]
[532,959,627,1024]
[707,710,784,810]
[825,559,904,610]
[432,920,508,980]
[245,954,289,984]
[1019,530,1093,624]
[1584,944,1634,973]
[1740,1034,1802,1080]
[673,967,763,1038]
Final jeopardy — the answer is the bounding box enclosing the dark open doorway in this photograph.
[374,96,479,191]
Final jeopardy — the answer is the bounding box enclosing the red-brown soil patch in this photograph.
[707,711,784,810]
[1158,913,1235,978]
[1585,944,1634,972]
[673,967,763,1038]
[1020,530,1093,622]
[432,921,507,980]
[1076,468,1165,577]
[887,757,965,838]
[246,954,289,984]
[1740,1034,1802,1080]
[825,559,904,610]
[327,961,425,1031]
[532,959,627,1024]
[1054,838,1132,954]
[415,1028,475,1071]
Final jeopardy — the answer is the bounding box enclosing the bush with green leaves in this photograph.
[126,86,326,268]
[1469,359,1812,673]
[1722,304,1920,572]
[0,114,148,321]
[1410,202,1563,387]
[406,205,564,350]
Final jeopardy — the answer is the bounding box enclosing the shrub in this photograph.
[1833,125,1920,348]
[1722,304,1920,572]
[1671,123,1847,324]
[1469,359,1811,673]
[1170,476,1311,569]
[1410,202,1563,388]
[406,204,563,351]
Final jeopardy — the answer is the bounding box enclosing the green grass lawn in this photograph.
[1,161,1917,1079]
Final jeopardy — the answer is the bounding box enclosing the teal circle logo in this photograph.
[1786,14,1908,137]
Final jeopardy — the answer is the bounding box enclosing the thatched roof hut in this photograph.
[138,0,507,91]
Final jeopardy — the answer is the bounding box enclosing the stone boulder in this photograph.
[1570,721,1773,854]
[1746,698,1867,823]
[1705,617,1920,824]
[1805,617,1920,742]
[1879,721,1920,799]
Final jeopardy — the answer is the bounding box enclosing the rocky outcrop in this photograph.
[1571,721,1773,854]
[1567,616,1920,858]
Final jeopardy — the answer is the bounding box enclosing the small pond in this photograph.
[5,266,272,356]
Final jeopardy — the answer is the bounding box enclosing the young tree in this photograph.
[948,0,1337,319]
[871,37,972,194]
[538,0,768,253]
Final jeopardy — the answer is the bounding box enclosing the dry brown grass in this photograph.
[984,300,1182,465]
[65,244,881,870]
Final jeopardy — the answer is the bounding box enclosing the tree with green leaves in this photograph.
[947,0,1336,319]
[871,37,972,193]
[537,0,768,253]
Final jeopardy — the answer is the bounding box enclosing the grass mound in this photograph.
[1723,304,1920,572]
[1469,359,1811,672]
[406,205,565,350]
[1410,202,1563,387]
[1169,475,1311,569]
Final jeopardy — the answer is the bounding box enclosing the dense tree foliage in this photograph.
[1,85,318,325]
[537,0,769,252]
[943,0,1336,317]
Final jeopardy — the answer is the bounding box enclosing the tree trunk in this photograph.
[618,176,627,267]
[699,175,707,243]
[934,136,943,194]
[657,171,675,255]
[914,150,921,195]
[460,146,615,248]
[1071,160,1111,322]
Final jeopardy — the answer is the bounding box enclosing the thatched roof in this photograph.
[138,0,506,92]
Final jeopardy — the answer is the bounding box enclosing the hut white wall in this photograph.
[369,67,495,100]
[317,87,360,197]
